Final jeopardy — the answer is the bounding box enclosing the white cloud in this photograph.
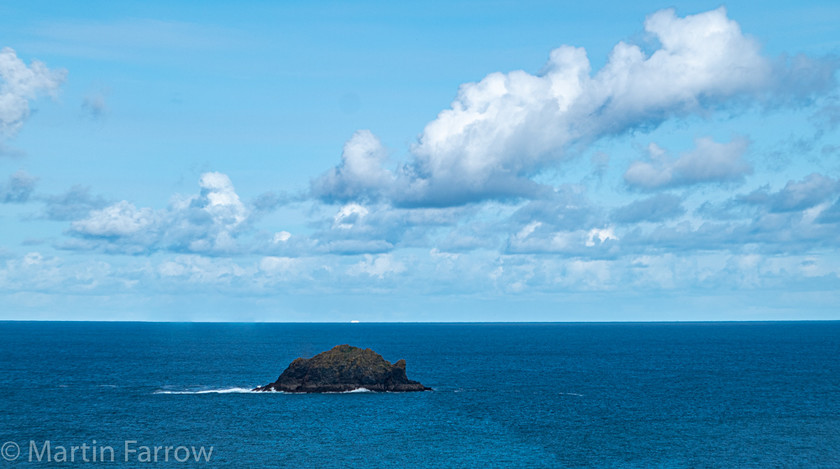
[0,251,113,292]
[347,254,405,278]
[313,7,831,206]
[312,130,393,202]
[767,173,837,213]
[0,47,66,139]
[259,256,299,275]
[158,260,187,277]
[196,171,248,226]
[624,137,752,190]
[735,173,838,213]
[507,223,619,255]
[333,203,369,229]
[586,227,618,247]
[562,260,612,290]
[70,200,156,237]
[68,172,255,254]
[273,231,291,243]
[429,248,459,263]
[303,202,474,255]
[155,255,249,284]
[515,221,542,241]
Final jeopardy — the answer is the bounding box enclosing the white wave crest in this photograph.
[154,387,255,395]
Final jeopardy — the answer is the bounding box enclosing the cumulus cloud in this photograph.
[40,185,109,221]
[506,220,619,256]
[409,8,762,201]
[0,47,66,141]
[0,170,36,203]
[333,202,369,229]
[277,201,476,256]
[612,193,684,223]
[623,209,840,256]
[493,186,618,255]
[71,200,156,237]
[157,254,249,284]
[737,173,838,213]
[0,251,116,293]
[586,227,618,247]
[259,256,298,274]
[66,180,471,257]
[311,130,393,203]
[624,137,752,190]
[620,173,840,255]
[272,231,291,243]
[313,7,835,206]
[509,185,599,231]
[67,172,252,254]
[347,253,405,278]
[194,172,248,226]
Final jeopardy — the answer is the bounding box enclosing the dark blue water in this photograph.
[1,322,839,467]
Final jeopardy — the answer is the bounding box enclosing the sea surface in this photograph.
[1,322,839,467]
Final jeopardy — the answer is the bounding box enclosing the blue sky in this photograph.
[1,1,839,321]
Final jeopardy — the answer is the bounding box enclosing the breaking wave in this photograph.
[154,387,256,395]
[154,386,379,395]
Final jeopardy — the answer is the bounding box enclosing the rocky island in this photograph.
[253,344,431,393]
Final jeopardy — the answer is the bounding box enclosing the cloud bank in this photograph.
[624,137,752,190]
[313,7,836,207]
[4,7,838,321]
[67,172,251,254]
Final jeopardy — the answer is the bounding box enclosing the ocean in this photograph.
[1,322,839,467]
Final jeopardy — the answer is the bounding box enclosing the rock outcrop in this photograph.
[253,344,431,393]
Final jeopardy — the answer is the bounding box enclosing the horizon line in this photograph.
[1,319,838,324]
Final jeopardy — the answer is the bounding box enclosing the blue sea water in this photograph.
[1,322,839,467]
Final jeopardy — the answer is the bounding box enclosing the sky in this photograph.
[1,0,839,321]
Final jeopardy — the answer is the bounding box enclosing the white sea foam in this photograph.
[559,392,584,397]
[153,386,377,395]
[154,387,256,395]
[313,387,376,394]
